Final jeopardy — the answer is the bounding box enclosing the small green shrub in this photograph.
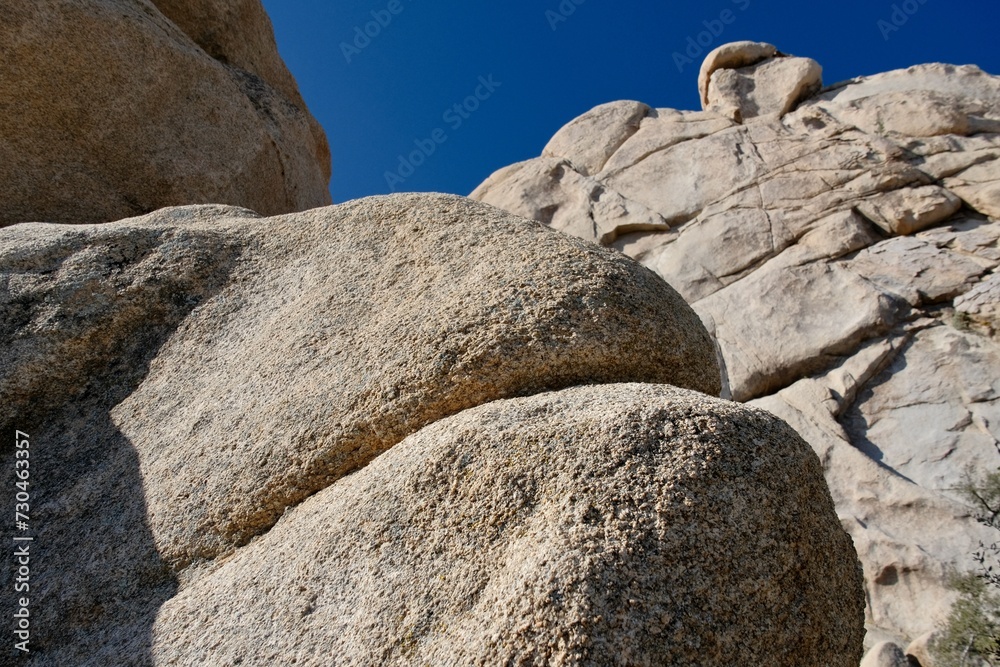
[936,469,1000,666]
[937,573,1000,666]
[953,311,974,332]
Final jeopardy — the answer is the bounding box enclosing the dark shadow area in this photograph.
[839,337,918,486]
[0,228,243,665]
[1,409,177,666]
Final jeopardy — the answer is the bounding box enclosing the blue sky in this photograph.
[261,0,1000,204]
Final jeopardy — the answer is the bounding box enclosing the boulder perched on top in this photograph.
[698,41,778,106]
[698,40,822,121]
[0,193,726,663]
[0,0,331,226]
[153,383,865,666]
[472,43,1000,648]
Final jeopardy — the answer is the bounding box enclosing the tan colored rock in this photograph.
[152,384,865,667]
[706,55,823,121]
[806,64,1000,133]
[151,0,331,177]
[797,209,884,262]
[472,48,1000,647]
[478,100,937,304]
[694,256,903,401]
[842,325,1000,497]
[956,271,1000,332]
[152,0,304,107]
[816,90,970,138]
[919,215,1000,264]
[475,112,745,239]
[862,642,911,667]
[845,234,990,306]
[0,193,721,661]
[599,108,736,175]
[856,186,963,235]
[541,100,650,175]
[601,124,758,226]
[698,41,777,107]
[908,135,1000,180]
[752,332,1000,643]
[619,120,927,298]
[469,157,671,245]
[945,159,1000,219]
[949,180,1000,220]
[644,207,777,303]
[0,0,331,226]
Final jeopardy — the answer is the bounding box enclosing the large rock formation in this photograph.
[0,0,331,226]
[1,193,863,664]
[154,383,864,666]
[472,45,1000,651]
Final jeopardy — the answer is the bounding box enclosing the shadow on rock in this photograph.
[0,216,245,665]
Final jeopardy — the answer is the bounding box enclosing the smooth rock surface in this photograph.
[842,325,1000,498]
[602,124,758,228]
[856,186,963,236]
[816,90,970,138]
[541,100,650,176]
[947,160,1000,219]
[0,0,331,226]
[599,108,736,176]
[845,234,988,306]
[807,63,1000,134]
[152,384,865,667]
[695,255,904,402]
[0,193,721,663]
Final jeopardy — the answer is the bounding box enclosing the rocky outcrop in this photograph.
[472,45,1000,651]
[0,194,866,664]
[153,383,864,666]
[1,190,716,559]
[0,0,331,226]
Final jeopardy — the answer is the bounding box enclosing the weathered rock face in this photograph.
[0,0,331,226]
[472,44,1000,649]
[3,193,791,664]
[1,192,718,519]
[152,383,864,667]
